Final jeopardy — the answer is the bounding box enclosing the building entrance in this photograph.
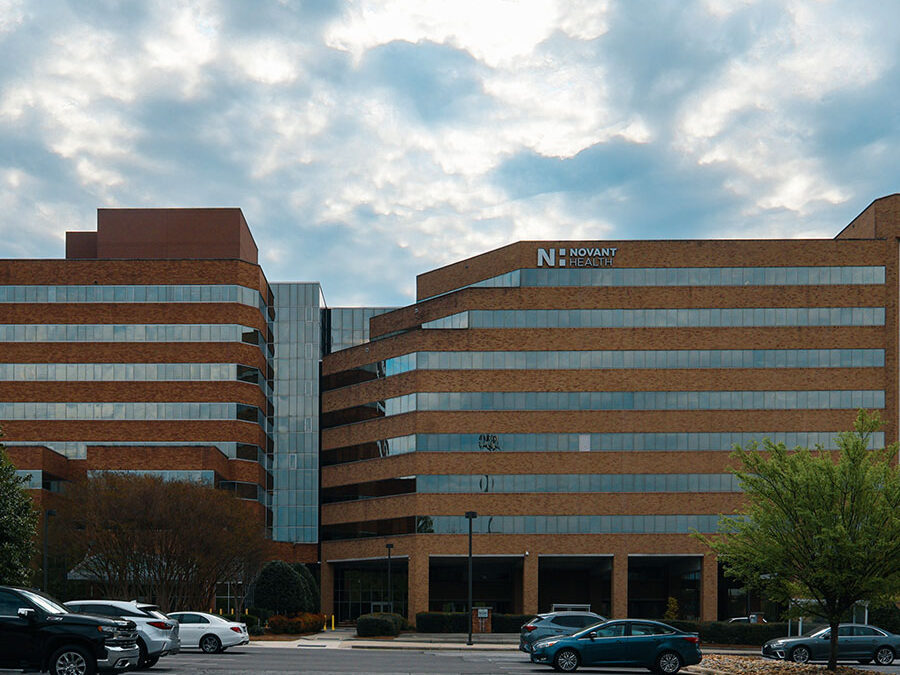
[538,556,611,617]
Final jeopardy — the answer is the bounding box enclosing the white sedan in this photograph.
[167,612,249,653]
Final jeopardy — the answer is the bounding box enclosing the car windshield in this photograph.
[572,620,609,638]
[803,626,829,637]
[19,589,69,615]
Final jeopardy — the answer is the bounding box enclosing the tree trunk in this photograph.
[828,619,839,671]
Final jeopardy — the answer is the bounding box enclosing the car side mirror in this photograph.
[821,635,830,640]
[589,632,597,640]
[17,608,35,621]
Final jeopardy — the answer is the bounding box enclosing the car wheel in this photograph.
[656,650,682,674]
[553,648,580,672]
[136,639,151,669]
[875,646,895,665]
[140,655,160,669]
[200,634,222,654]
[50,644,96,675]
[789,645,811,663]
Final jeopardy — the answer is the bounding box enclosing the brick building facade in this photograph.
[318,194,899,622]
[4,195,899,621]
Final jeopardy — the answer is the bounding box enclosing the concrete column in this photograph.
[701,554,718,622]
[611,553,628,619]
[522,552,539,614]
[407,550,429,625]
[320,561,334,618]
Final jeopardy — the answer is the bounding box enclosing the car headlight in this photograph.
[535,639,560,649]
[97,625,116,634]
[770,641,785,647]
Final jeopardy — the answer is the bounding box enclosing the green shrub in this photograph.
[492,614,535,633]
[247,606,273,622]
[869,604,900,634]
[267,613,325,634]
[666,620,791,645]
[290,562,321,613]
[248,625,264,636]
[254,562,307,616]
[414,612,468,632]
[357,613,399,637]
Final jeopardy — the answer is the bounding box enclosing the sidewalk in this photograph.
[253,629,762,654]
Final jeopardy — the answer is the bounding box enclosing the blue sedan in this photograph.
[529,619,702,673]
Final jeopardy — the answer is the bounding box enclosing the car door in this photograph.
[852,626,882,659]
[626,621,670,666]
[0,590,38,668]
[578,621,628,666]
[173,613,207,647]
[814,626,854,661]
[836,625,857,659]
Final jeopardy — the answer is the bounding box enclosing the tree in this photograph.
[697,410,900,671]
[253,561,306,615]
[0,427,38,585]
[54,473,268,612]
[231,538,269,618]
[663,596,679,622]
[291,562,320,613]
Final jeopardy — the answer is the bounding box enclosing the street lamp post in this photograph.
[386,543,394,614]
[465,511,478,646]
[43,509,56,592]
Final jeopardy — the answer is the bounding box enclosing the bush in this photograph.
[667,620,791,645]
[415,612,469,632]
[869,604,900,634]
[492,614,535,633]
[267,613,325,635]
[254,562,306,615]
[357,612,402,637]
[248,625,264,636]
[247,606,273,623]
[290,562,320,613]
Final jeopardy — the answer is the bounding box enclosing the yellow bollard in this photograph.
[331,615,335,630]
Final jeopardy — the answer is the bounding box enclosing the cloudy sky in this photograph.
[1,1,898,306]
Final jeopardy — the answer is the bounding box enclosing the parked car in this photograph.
[762,623,898,665]
[65,599,180,669]
[729,616,767,623]
[519,611,607,653]
[166,611,249,653]
[0,585,140,675]
[529,618,702,673]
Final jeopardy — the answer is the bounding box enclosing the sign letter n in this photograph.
[537,248,555,267]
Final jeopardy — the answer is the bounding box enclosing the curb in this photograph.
[350,642,519,650]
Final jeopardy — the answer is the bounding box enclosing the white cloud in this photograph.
[0,0,898,303]
[677,0,888,215]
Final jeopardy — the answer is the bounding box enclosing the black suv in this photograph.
[0,586,140,675]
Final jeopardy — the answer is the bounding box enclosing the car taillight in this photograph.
[525,625,537,632]
[147,621,173,630]
[684,636,699,644]
[230,627,242,633]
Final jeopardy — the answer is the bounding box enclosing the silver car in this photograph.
[66,600,180,670]
[520,611,607,653]
[762,623,898,665]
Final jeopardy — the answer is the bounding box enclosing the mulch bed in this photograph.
[698,654,871,674]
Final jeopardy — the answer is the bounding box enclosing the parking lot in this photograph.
[7,644,900,675]
[152,645,900,675]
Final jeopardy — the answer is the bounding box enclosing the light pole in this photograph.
[465,511,478,645]
[386,543,394,614]
[43,509,56,592]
